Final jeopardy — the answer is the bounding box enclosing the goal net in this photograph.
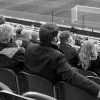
[71,5,100,29]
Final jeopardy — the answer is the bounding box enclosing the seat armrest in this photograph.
[0,90,35,100]
[22,91,57,100]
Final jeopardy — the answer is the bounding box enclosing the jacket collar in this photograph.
[40,42,59,50]
[0,42,16,50]
[61,42,72,47]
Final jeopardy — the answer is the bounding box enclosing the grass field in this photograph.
[0,0,100,29]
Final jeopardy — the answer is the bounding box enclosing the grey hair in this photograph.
[0,24,14,42]
[21,29,33,40]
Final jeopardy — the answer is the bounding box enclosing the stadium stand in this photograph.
[0,15,100,100]
[6,17,100,37]
[0,15,98,45]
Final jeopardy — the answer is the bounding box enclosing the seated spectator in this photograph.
[79,41,98,70]
[30,31,39,44]
[14,28,23,45]
[81,43,100,76]
[15,29,33,49]
[25,22,100,99]
[21,29,34,48]
[90,52,100,76]
[58,31,80,68]
[0,16,6,25]
[15,28,23,39]
[0,24,24,73]
[75,35,83,46]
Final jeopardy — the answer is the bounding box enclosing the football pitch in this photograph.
[0,0,100,29]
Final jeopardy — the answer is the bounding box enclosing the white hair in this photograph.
[0,24,14,42]
[21,29,33,40]
[31,31,39,42]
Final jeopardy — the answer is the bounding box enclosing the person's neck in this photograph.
[51,41,57,46]
[62,41,69,45]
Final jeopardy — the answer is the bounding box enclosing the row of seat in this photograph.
[0,68,56,100]
[0,90,35,100]
[0,68,99,100]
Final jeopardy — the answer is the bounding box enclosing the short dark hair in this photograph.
[59,31,70,43]
[39,23,59,43]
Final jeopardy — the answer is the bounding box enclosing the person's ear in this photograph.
[52,37,58,44]
[68,38,71,43]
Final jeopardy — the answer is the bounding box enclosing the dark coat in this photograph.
[0,42,24,73]
[59,43,79,68]
[88,52,100,75]
[24,42,100,97]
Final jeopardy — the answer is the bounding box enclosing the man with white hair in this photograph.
[0,24,24,73]
[20,29,33,49]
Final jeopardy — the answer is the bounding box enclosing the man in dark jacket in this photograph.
[25,23,100,98]
[58,31,80,68]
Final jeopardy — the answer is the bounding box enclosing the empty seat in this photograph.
[0,68,18,93]
[79,69,97,77]
[55,81,96,100]
[18,72,55,97]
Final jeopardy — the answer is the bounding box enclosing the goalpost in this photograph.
[71,5,100,30]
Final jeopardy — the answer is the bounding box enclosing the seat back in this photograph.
[79,69,97,77]
[0,90,34,100]
[55,81,96,100]
[22,91,57,100]
[18,72,54,97]
[0,68,18,93]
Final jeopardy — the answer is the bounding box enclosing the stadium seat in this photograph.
[0,90,57,100]
[0,90,34,100]
[79,69,97,77]
[22,91,57,100]
[87,76,100,85]
[0,68,18,94]
[17,72,55,97]
[55,81,96,100]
